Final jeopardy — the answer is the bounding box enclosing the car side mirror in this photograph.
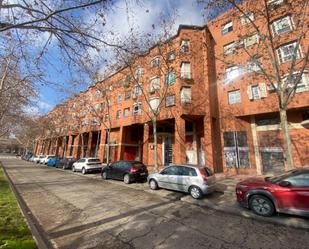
[279,180,291,187]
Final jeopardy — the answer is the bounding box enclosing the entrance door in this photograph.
[162,135,172,166]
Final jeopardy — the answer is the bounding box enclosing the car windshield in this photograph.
[265,170,298,183]
[88,159,100,163]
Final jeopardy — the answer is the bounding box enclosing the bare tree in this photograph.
[198,0,309,170]
[85,83,113,162]
[0,47,35,138]
[112,19,190,171]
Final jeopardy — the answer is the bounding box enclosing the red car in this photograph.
[236,169,309,217]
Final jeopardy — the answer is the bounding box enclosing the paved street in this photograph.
[1,158,309,249]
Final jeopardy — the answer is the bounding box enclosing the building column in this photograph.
[66,135,73,157]
[117,126,125,161]
[34,141,39,155]
[174,117,186,164]
[98,129,106,162]
[73,134,80,159]
[251,116,262,175]
[143,124,149,165]
[55,137,61,156]
[86,132,93,157]
[202,116,215,171]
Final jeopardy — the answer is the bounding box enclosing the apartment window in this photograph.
[165,71,176,85]
[95,90,101,98]
[244,33,259,48]
[283,72,309,93]
[135,67,144,78]
[248,83,268,100]
[149,76,160,93]
[124,108,130,118]
[228,90,241,104]
[240,13,254,25]
[71,103,77,109]
[268,0,285,9]
[252,85,261,100]
[91,118,98,126]
[247,56,262,72]
[166,95,175,107]
[107,99,111,106]
[93,103,99,110]
[104,114,109,122]
[224,65,242,83]
[134,84,142,97]
[256,116,280,126]
[133,103,142,116]
[149,97,160,112]
[277,41,301,64]
[272,16,293,36]
[181,87,192,104]
[167,51,176,61]
[117,94,123,104]
[180,62,191,79]
[100,102,105,111]
[151,56,160,68]
[221,21,233,35]
[223,42,236,55]
[79,99,84,105]
[124,90,131,100]
[116,110,121,119]
[180,40,190,53]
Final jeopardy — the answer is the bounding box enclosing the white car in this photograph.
[72,158,102,174]
[40,155,55,164]
[33,155,44,163]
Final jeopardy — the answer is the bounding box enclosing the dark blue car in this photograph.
[47,157,61,167]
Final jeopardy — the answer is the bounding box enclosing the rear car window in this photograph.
[132,162,145,168]
[202,167,213,176]
[88,159,101,163]
[182,167,197,176]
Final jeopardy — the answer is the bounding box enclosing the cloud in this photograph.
[24,99,53,116]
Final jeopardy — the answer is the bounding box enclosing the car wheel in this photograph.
[189,186,203,199]
[72,166,76,172]
[102,171,107,180]
[82,167,86,174]
[123,174,131,184]
[249,195,275,217]
[149,179,158,190]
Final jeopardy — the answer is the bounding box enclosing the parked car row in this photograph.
[20,155,309,217]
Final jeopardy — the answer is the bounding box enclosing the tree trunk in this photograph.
[80,133,84,158]
[95,131,100,157]
[63,137,67,158]
[152,117,158,171]
[279,108,294,170]
[106,129,110,164]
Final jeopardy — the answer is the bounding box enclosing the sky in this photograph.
[36,0,206,115]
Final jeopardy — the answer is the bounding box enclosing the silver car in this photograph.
[147,165,216,199]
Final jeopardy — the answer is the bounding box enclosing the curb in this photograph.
[1,161,55,249]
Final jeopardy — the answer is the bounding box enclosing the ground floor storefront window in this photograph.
[223,131,250,168]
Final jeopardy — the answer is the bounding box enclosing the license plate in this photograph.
[140,173,146,176]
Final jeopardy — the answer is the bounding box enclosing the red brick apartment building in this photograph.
[35,0,309,175]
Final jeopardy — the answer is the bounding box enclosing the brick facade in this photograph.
[35,0,309,175]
